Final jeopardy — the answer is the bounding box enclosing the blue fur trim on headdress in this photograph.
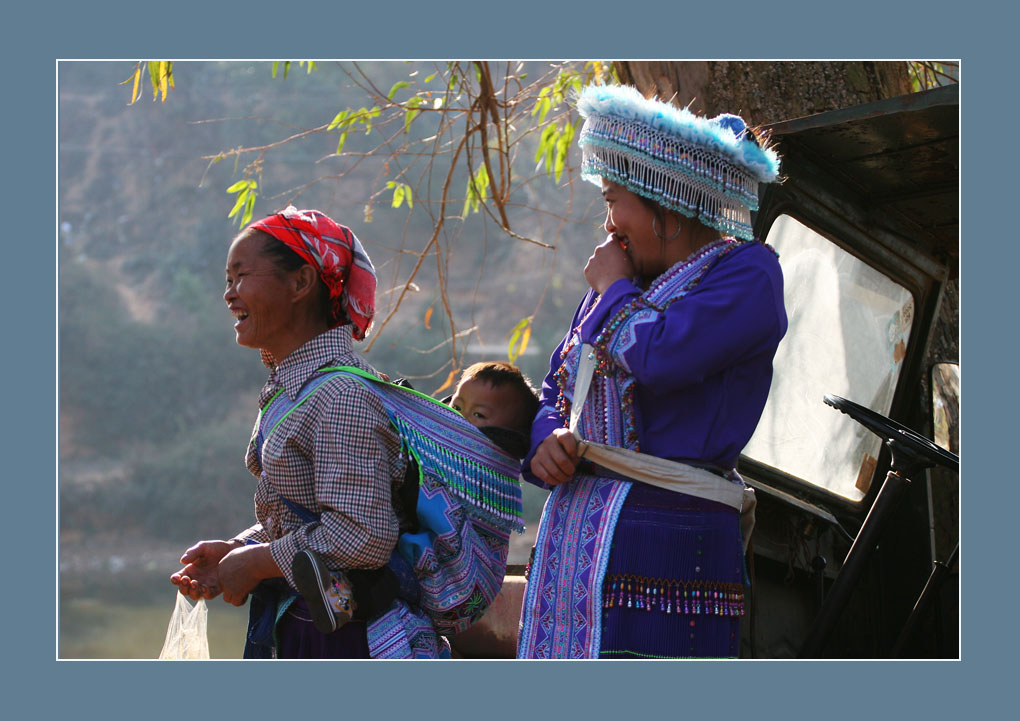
[576,84,780,182]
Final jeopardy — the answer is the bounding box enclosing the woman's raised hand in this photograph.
[584,236,635,294]
[531,428,581,486]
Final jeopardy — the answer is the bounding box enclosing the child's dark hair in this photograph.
[460,361,540,433]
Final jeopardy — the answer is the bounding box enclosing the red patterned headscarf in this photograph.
[249,206,377,340]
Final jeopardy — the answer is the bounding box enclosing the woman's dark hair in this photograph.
[236,227,334,323]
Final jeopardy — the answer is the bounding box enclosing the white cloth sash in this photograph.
[569,344,756,548]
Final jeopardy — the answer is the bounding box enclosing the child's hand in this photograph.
[530,428,580,486]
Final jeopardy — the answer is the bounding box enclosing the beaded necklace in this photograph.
[555,237,746,451]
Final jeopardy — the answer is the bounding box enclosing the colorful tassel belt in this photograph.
[602,574,746,617]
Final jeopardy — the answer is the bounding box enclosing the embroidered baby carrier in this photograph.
[255,365,524,655]
[518,238,751,659]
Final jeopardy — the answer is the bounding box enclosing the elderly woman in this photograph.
[171,207,425,659]
[518,85,787,659]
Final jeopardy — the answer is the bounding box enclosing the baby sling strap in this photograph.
[255,364,525,638]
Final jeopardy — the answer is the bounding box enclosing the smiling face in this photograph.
[601,179,673,280]
[450,378,526,430]
[223,231,301,358]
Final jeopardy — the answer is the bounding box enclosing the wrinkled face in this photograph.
[601,179,670,280]
[223,233,295,353]
[451,378,524,430]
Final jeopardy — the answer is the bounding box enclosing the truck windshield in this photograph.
[745,214,915,501]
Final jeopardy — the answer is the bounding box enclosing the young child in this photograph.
[292,361,539,635]
[448,361,540,459]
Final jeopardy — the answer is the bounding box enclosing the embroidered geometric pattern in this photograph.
[366,600,451,659]
[517,475,631,658]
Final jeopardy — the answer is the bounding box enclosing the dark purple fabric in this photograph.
[598,483,743,658]
[274,598,371,659]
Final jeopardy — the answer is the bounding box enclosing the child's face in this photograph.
[450,378,523,430]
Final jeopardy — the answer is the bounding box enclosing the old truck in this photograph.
[450,83,960,659]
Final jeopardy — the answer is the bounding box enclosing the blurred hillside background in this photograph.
[58,60,608,658]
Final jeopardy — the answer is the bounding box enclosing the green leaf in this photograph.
[404,97,423,133]
[506,317,532,363]
[538,96,551,124]
[126,66,141,104]
[391,184,405,208]
[424,73,436,83]
[359,106,381,135]
[228,189,248,219]
[554,120,574,182]
[461,166,489,217]
[328,109,349,130]
[272,61,279,79]
[226,180,257,226]
[147,62,160,101]
[242,192,256,227]
[535,123,557,165]
[387,81,411,100]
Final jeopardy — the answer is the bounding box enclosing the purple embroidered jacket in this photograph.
[523,241,787,482]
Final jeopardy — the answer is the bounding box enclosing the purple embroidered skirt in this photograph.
[598,483,745,659]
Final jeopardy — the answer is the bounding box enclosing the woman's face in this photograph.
[601,180,671,280]
[223,232,297,354]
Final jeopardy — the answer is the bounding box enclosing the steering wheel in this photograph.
[823,394,958,477]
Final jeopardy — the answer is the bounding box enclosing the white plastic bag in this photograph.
[158,593,210,659]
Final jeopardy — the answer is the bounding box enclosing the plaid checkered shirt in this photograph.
[232,325,407,590]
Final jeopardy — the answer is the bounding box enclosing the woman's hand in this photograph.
[531,428,581,486]
[584,236,635,294]
[170,540,239,600]
[218,543,282,606]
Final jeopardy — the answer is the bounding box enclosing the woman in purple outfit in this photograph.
[517,84,787,659]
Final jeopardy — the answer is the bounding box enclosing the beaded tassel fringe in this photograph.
[580,115,760,241]
[603,574,746,617]
[392,415,525,535]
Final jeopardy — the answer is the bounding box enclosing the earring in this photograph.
[653,213,683,241]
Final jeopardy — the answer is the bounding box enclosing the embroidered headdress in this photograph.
[576,84,781,241]
[249,206,377,340]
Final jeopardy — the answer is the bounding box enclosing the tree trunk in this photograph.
[614,60,912,126]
